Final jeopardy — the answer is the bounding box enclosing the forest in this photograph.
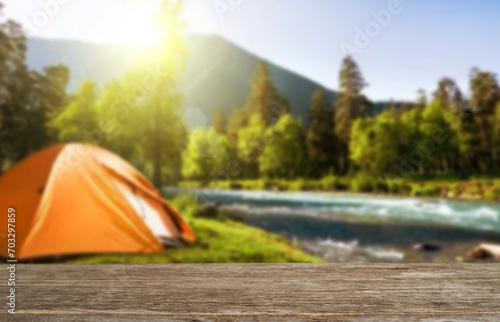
[1,2,500,198]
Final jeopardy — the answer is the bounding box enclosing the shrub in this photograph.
[255,179,275,190]
[447,182,462,198]
[228,181,244,190]
[271,180,288,191]
[240,180,257,190]
[373,179,390,193]
[461,182,483,198]
[335,178,350,191]
[288,179,318,191]
[208,181,229,190]
[321,175,343,191]
[386,181,412,195]
[410,184,441,197]
[169,194,199,218]
[349,175,376,193]
[484,183,500,201]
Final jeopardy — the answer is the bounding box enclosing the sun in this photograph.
[106,0,163,49]
[126,22,162,49]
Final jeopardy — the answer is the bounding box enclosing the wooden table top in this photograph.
[1,263,499,321]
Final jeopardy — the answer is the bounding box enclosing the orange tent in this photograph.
[0,144,195,260]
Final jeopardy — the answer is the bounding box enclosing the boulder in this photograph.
[197,202,220,219]
[412,243,440,252]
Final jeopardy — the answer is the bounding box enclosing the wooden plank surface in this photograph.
[1,264,499,321]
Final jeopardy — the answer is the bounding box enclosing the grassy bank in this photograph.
[67,195,323,264]
[179,176,500,201]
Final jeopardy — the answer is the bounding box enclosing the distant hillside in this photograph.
[26,38,131,90]
[27,36,334,124]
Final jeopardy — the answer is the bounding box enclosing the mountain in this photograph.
[26,35,335,124]
[26,38,131,90]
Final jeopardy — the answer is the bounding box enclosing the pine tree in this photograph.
[306,89,335,176]
[40,64,70,118]
[334,55,369,174]
[245,61,289,125]
[453,106,479,173]
[434,78,454,108]
[469,69,500,172]
[492,102,500,169]
[416,89,427,109]
[137,0,188,187]
[0,8,70,171]
[0,18,32,163]
[227,108,249,143]
[28,64,70,150]
[213,106,227,135]
[433,77,464,112]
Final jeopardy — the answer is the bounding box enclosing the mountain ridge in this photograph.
[27,35,335,124]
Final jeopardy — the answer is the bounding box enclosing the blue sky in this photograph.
[4,0,499,101]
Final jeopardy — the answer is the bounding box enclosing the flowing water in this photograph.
[166,188,500,263]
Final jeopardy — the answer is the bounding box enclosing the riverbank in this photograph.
[179,177,500,201]
[67,195,324,264]
[164,189,500,263]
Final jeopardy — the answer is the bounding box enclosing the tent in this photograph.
[0,144,195,260]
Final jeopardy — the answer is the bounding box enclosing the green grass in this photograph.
[66,195,323,264]
[410,183,441,197]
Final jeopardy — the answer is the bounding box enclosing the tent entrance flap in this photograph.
[114,181,173,239]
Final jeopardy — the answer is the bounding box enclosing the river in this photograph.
[166,188,500,263]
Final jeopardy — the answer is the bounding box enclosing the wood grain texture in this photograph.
[1,264,499,321]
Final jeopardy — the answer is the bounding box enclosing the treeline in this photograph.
[0,4,69,173]
[183,57,500,183]
[2,0,500,188]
